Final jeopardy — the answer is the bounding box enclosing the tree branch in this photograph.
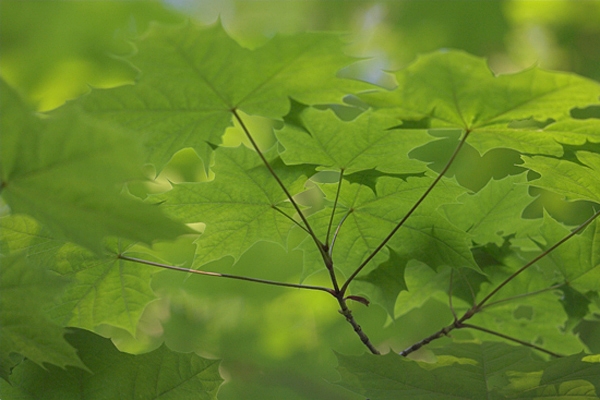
[399,209,600,357]
[475,208,600,309]
[336,295,380,354]
[341,130,472,295]
[118,254,335,295]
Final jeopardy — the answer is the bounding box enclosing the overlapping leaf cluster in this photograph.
[1,20,600,398]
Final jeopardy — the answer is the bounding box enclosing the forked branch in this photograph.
[400,208,600,357]
[231,109,379,353]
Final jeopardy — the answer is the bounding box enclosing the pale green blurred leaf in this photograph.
[0,78,190,253]
[0,328,222,400]
[0,253,86,382]
[76,21,370,170]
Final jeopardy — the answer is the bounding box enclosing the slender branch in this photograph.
[399,323,455,356]
[325,169,345,247]
[400,210,600,357]
[480,283,564,310]
[399,318,561,358]
[329,209,352,257]
[231,109,325,254]
[341,130,472,295]
[118,255,335,295]
[336,295,380,354]
[476,208,600,309]
[461,323,563,358]
[272,205,310,234]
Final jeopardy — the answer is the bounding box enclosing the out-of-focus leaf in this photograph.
[75,21,370,170]
[336,342,600,399]
[0,78,191,253]
[0,328,223,399]
[0,253,86,382]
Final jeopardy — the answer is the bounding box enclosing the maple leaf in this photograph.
[73,21,370,171]
[336,342,600,399]
[522,151,600,203]
[277,107,432,174]
[442,173,542,246]
[0,78,190,254]
[0,252,86,381]
[360,50,600,156]
[1,328,222,399]
[536,212,599,293]
[152,145,313,267]
[0,215,159,335]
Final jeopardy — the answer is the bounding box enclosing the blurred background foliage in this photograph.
[2,1,599,399]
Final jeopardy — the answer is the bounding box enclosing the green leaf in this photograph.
[345,177,478,273]
[353,247,408,316]
[336,342,600,399]
[0,252,86,382]
[442,173,541,246]
[360,50,600,156]
[0,215,158,335]
[536,212,599,293]
[299,176,476,279]
[0,78,190,253]
[522,151,600,203]
[1,328,223,400]
[471,257,586,355]
[75,21,369,170]
[153,146,312,267]
[276,108,431,174]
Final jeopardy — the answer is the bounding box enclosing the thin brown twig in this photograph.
[118,254,335,295]
[400,210,600,357]
[475,208,600,309]
[340,130,472,295]
[337,295,380,354]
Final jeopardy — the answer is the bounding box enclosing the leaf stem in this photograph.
[325,169,345,247]
[460,323,563,357]
[480,283,564,310]
[118,254,335,295]
[399,209,600,357]
[475,208,600,309]
[340,130,472,295]
[272,205,311,234]
[329,209,352,257]
[231,109,322,249]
